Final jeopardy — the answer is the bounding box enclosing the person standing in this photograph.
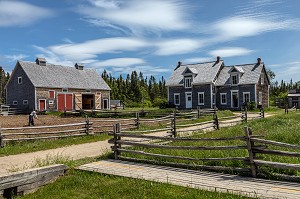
[28,110,38,126]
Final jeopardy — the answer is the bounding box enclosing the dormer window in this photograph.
[185,77,192,88]
[260,73,264,85]
[231,74,238,85]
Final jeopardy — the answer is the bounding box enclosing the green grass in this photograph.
[19,169,251,199]
[121,112,300,176]
[0,133,110,157]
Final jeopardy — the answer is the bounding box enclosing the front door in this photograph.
[39,99,46,111]
[103,99,109,110]
[185,92,192,109]
[231,91,239,108]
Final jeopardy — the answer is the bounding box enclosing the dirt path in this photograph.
[0,113,270,176]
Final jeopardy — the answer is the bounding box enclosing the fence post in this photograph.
[85,115,92,135]
[135,112,140,129]
[197,106,201,118]
[213,114,219,130]
[285,104,289,114]
[0,126,4,148]
[113,123,121,159]
[172,111,177,137]
[244,127,257,177]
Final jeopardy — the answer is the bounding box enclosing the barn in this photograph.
[5,58,111,112]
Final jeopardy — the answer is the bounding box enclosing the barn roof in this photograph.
[18,61,111,90]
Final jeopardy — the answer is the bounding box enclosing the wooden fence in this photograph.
[0,118,93,147]
[109,124,300,179]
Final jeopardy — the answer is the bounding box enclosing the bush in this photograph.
[153,98,168,109]
[248,101,256,110]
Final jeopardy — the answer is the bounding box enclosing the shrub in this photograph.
[153,98,168,109]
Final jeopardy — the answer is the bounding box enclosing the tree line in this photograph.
[101,70,168,108]
[0,66,10,104]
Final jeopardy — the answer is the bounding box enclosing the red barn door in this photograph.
[57,93,73,111]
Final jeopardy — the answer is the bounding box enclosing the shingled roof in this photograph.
[17,61,111,90]
[166,60,224,86]
[215,63,265,86]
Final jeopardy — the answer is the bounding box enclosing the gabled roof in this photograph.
[16,61,111,90]
[215,63,266,86]
[166,61,224,86]
[229,66,244,74]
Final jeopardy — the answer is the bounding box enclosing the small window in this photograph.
[85,89,91,93]
[18,77,22,84]
[49,90,55,98]
[198,92,204,105]
[174,93,180,105]
[220,93,227,105]
[13,100,18,105]
[184,77,192,88]
[260,73,264,85]
[49,100,54,105]
[231,74,238,85]
[23,100,28,105]
[62,88,68,92]
[258,91,263,105]
[243,92,250,103]
[212,93,215,105]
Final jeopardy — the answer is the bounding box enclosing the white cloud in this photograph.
[91,58,145,67]
[0,1,54,27]
[155,39,203,56]
[184,57,213,64]
[209,47,254,58]
[79,0,191,34]
[4,54,29,61]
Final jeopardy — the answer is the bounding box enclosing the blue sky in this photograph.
[1,0,300,83]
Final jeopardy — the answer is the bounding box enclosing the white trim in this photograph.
[210,84,213,108]
[13,100,18,105]
[49,100,54,105]
[184,77,192,88]
[198,92,205,105]
[212,93,215,105]
[220,93,227,105]
[17,77,22,84]
[23,100,28,105]
[103,98,109,110]
[231,73,239,85]
[230,90,239,108]
[174,93,180,105]
[243,92,251,103]
[185,92,192,109]
[254,84,257,104]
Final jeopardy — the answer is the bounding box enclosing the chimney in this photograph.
[75,63,84,70]
[35,57,46,66]
[216,56,221,63]
[257,58,262,65]
[174,61,182,71]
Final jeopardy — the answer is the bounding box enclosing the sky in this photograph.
[0,0,300,83]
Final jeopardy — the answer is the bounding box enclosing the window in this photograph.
[85,89,91,93]
[212,93,215,105]
[231,74,238,85]
[49,90,55,99]
[220,93,227,105]
[260,73,264,85]
[184,77,192,88]
[13,100,18,105]
[23,100,28,105]
[198,92,204,105]
[62,88,68,92]
[243,92,250,103]
[18,77,22,84]
[258,91,262,105]
[174,93,180,105]
[49,100,54,105]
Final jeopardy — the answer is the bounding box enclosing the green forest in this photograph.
[0,66,10,104]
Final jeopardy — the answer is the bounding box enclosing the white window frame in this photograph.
[260,73,264,85]
[243,92,251,103]
[258,91,263,105]
[23,100,28,105]
[198,92,204,105]
[49,100,54,105]
[184,77,192,88]
[231,74,238,85]
[18,77,22,84]
[212,93,215,105]
[220,93,227,105]
[13,100,18,105]
[174,93,180,105]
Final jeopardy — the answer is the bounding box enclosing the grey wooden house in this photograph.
[166,57,270,110]
[5,58,111,112]
[288,89,300,108]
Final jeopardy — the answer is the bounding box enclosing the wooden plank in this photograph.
[116,140,249,150]
[2,122,87,131]
[122,127,172,134]
[254,148,300,157]
[3,133,86,141]
[2,128,86,136]
[118,149,247,162]
[254,160,300,170]
[176,120,213,128]
[251,138,300,149]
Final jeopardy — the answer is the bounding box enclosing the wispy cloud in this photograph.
[209,47,254,58]
[91,58,145,67]
[4,54,29,61]
[79,0,191,35]
[184,57,213,64]
[0,1,54,27]
[155,39,203,56]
